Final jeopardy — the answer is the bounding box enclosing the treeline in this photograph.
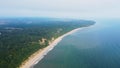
[0,18,95,68]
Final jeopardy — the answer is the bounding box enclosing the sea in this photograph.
[34,19,120,68]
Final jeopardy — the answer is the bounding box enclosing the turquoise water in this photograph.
[34,19,120,68]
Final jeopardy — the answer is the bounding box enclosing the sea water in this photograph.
[34,19,120,68]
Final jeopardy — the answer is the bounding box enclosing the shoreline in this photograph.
[19,27,86,68]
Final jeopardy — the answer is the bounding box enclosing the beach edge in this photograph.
[19,27,88,68]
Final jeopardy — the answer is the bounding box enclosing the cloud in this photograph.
[0,0,120,19]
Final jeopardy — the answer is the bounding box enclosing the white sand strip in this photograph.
[19,27,85,68]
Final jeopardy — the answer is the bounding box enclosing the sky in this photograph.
[0,0,120,19]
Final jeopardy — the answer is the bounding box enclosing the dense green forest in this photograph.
[0,18,95,68]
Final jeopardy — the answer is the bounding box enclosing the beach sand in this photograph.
[19,27,84,68]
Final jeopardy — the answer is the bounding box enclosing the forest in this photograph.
[0,18,95,68]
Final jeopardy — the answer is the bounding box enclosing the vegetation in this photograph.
[0,18,95,68]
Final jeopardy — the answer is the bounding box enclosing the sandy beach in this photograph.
[19,27,84,68]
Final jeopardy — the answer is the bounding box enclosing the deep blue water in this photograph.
[34,19,120,68]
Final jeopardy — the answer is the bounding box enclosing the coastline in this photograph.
[19,27,85,68]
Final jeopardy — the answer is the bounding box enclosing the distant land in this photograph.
[0,17,95,68]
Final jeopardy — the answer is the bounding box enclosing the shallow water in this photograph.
[34,19,120,68]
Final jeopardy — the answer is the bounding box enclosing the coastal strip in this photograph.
[19,27,85,68]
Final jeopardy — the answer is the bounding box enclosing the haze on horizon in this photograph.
[0,0,120,19]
